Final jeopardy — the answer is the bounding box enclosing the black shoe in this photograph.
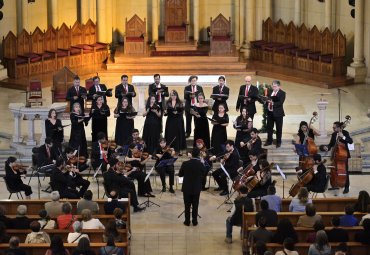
[138,194,146,197]
[148,193,156,198]
[192,221,198,226]
[276,144,281,148]
[185,133,190,138]
[162,187,166,192]
[219,190,229,196]
[134,206,144,212]
[169,188,175,193]
[264,142,272,146]
[214,187,222,191]
[328,187,339,191]
[183,221,190,226]
[343,188,349,194]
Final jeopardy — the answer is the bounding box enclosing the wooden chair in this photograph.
[164,0,189,43]
[3,177,24,199]
[84,78,94,110]
[209,14,232,55]
[124,15,147,54]
[51,67,76,109]
[27,80,43,107]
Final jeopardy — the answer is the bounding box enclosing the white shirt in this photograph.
[82,218,105,229]
[67,232,89,243]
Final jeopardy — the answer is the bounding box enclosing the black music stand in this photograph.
[157,158,178,198]
[217,164,234,209]
[28,164,55,199]
[295,144,309,157]
[140,166,160,208]
[93,163,103,199]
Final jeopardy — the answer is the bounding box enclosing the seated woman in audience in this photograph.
[72,237,96,255]
[275,237,299,255]
[25,221,51,244]
[355,218,370,244]
[297,204,322,228]
[4,236,26,255]
[289,187,312,212]
[12,205,31,229]
[255,200,278,227]
[103,220,122,242]
[0,222,10,243]
[354,190,370,213]
[334,242,349,255]
[77,190,99,214]
[113,208,126,229]
[308,230,331,255]
[248,217,273,246]
[326,216,349,242]
[255,240,267,255]
[45,235,70,255]
[68,221,89,244]
[99,235,124,255]
[81,209,105,229]
[360,204,370,225]
[0,206,11,228]
[339,205,358,227]
[272,218,298,244]
[306,220,325,243]
[57,202,76,231]
[38,209,56,229]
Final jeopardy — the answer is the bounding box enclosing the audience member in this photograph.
[272,218,298,244]
[113,208,126,229]
[275,237,299,255]
[81,209,105,229]
[103,220,123,243]
[297,204,322,228]
[25,221,51,244]
[308,230,331,255]
[57,202,75,231]
[306,220,325,243]
[67,221,89,244]
[104,190,126,214]
[225,186,255,243]
[0,222,10,243]
[355,218,370,244]
[99,235,124,255]
[12,205,31,229]
[354,190,370,213]
[339,205,358,227]
[261,185,281,212]
[289,187,312,212]
[45,235,70,255]
[77,190,99,214]
[38,209,56,229]
[326,216,349,242]
[334,242,349,255]
[255,240,267,255]
[248,217,273,246]
[72,237,96,255]
[255,200,278,227]
[45,191,64,218]
[360,204,370,225]
[4,236,26,255]
[0,206,11,228]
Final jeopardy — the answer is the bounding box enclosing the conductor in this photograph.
[178,148,206,226]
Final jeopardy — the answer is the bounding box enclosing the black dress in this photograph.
[234,116,252,164]
[45,119,63,146]
[211,113,229,156]
[90,103,110,142]
[142,107,162,154]
[193,106,210,148]
[115,106,135,146]
[69,113,88,157]
[165,102,186,153]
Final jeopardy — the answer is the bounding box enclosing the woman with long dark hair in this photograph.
[191,93,210,148]
[354,190,370,212]
[142,95,162,154]
[114,97,136,146]
[45,235,70,255]
[272,218,298,244]
[69,103,88,157]
[45,108,64,148]
[233,106,252,163]
[210,103,229,155]
[89,95,110,142]
[72,237,96,255]
[4,156,32,199]
[102,220,122,243]
[99,235,124,255]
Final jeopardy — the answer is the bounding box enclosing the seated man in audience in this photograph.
[360,204,370,225]
[0,222,10,243]
[104,190,127,214]
[326,216,349,242]
[261,185,281,212]
[0,206,11,228]
[339,205,358,227]
[12,205,31,229]
[25,221,51,244]
[38,209,56,229]
[113,208,126,229]
[50,160,80,199]
[77,190,99,214]
[44,191,64,218]
[67,221,89,243]
[355,218,370,244]
[81,209,105,229]
[255,200,278,227]
[248,217,273,247]
[297,204,322,228]
[4,236,26,255]
[57,202,76,231]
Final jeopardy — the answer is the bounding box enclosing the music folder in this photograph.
[157,157,178,168]
[211,94,228,99]
[294,144,309,157]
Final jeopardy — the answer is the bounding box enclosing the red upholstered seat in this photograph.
[74,44,94,51]
[16,57,28,65]
[69,47,81,55]
[296,49,310,57]
[167,26,186,31]
[53,92,67,99]
[56,50,69,57]
[262,42,283,51]
[308,51,321,60]
[91,43,108,50]
[42,52,54,60]
[126,37,144,42]
[23,53,42,63]
[212,36,230,41]
[320,54,334,63]
[250,40,268,48]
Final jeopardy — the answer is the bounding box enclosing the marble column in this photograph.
[39,115,48,145]
[50,0,58,28]
[12,111,23,143]
[233,0,240,47]
[241,0,256,59]
[112,0,117,44]
[25,114,36,146]
[294,0,301,25]
[97,0,106,42]
[264,0,272,20]
[255,0,262,40]
[324,0,332,30]
[240,0,246,46]
[317,99,329,138]
[21,0,29,31]
[105,0,113,43]
[193,0,199,43]
[152,0,159,43]
[80,0,89,24]
[0,64,7,80]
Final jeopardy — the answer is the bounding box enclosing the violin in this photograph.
[12,163,28,172]
[67,155,86,165]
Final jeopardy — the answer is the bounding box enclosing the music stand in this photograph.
[28,164,55,199]
[217,163,234,209]
[140,166,160,208]
[156,158,178,198]
[93,163,103,198]
[275,164,287,198]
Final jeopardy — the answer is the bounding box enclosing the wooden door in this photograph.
[165,0,187,26]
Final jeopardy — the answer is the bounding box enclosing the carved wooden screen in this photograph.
[57,23,71,49]
[17,30,31,55]
[44,26,57,51]
[52,66,76,102]
[126,15,146,37]
[3,32,17,59]
[210,14,230,37]
[274,19,286,43]
[297,24,309,49]
[165,0,187,26]
[71,21,84,46]
[309,25,321,52]
[333,30,346,57]
[264,18,274,42]
[321,28,333,55]
[286,21,296,44]
[31,27,44,54]
[84,19,97,44]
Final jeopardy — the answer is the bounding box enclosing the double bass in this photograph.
[305,112,318,156]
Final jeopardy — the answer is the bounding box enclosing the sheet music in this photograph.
[93,163,102,178]
[220,163,231,179]
[178,177,184,184]
[144,166,155,183]
[348,143,355,151]
[275,164,286,180]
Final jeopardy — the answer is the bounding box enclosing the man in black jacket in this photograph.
[115,74,136,106]
[104,190,127,214]
[50,160,80,199]
[90,132,109,172]
[88,76,108,106]
[66,75,87,112]
[148,74,169,110]
[326,216,349,242]
[184,75,204,137]
[178,148,206,226]
[236,75,259,119]
[323,121,353,194]
[211,76,229,113]
[37,137,58,167]
[264,80,286,148]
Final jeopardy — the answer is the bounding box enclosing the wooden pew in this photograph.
[6,229,127,243]
[0,243,128,255]
[255,197,357,212]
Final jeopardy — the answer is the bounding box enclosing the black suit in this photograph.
[5,164,32,196]
[266,89,286,145]
[148,83,169,110]
[184,84,204,135]
[50,168,79,199]
[326,129,353,189]
[66,86,87,112]
[115,83,136,106]
[178,158,206,224]
[104,200,126,214]
[90,142,108,172]
[236,85,259,119]
[88,84,108,105]
[212,85,229,112]
[37,144,58,167]
[212,149,241,192]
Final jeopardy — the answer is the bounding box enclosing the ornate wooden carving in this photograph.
[210,14,232,55]
[274,19,286,43]
[57,23,71,49]
[31,27,44,54]
[164,0,188,43]
[124,14,147,54]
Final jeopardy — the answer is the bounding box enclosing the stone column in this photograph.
[324,0,332,30]
[241,0,256,59]
[193,0,199,43]
[50,0,58,28]
[80,0,89,24]
[97,0,106,42]
[264,0,272,20]
[105,0,113,43]
[21,0,29,31]
[39,115,48,145]
[240,0,246,46]
[294,0,301,25]
[152,0,159,43]
[25,114,36,146]
[234,0,240,47]
[255,0,262,40]
[317,99,329,138]
[0,65,7,80]
[12,111,23,143]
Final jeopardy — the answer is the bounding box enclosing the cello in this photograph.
[305,112,318,156]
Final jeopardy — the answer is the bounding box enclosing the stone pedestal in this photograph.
[347,66,367,83]
[0,64,7,80]
[317,99,329,138]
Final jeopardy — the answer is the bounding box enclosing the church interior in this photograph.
[0,0,370,254]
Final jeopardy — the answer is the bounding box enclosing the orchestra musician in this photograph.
[210,103,229,156]
[322,121,353,194]
[115,74,136,106]
[69,102,88,157]
[103,158,144,212]
[45,108,63,149]
[295,121,320,145]
[191,93,210,148]
[236,76,259,119]
[66,75,87,112]
[88,76,108,106]
[5,156,32,199]
[89,95,110,142]
[142,95,162,154]
[37,137,58,167]
[155,138,176,193]
[194,139,212,191]
[246,159,273,199]
[264,80,286,148]
[184,75,204,138]
[50,159,80,199]
[240,128,262,164]
[304,154,327,193]
[114,97,136,147]
[210,140,240,196]
[211,76,229,113]
[91,132,110,172]
[233,107,253,164]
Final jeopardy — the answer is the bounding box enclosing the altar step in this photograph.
[154,41,198,52]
